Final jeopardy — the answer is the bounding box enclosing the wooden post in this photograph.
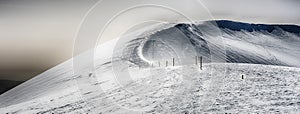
[199,56,203,70]
[166,60,168,67]
[195,56,198,65]
[172,58,175,66]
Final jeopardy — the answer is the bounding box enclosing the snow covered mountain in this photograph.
[128,20,300,67]
[1,64,299,113]
[0,20,299,113]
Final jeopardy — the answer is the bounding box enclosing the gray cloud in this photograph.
[201,0,300,24]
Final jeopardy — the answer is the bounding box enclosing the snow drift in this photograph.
[124,20,300,68]
[0,20,300,113]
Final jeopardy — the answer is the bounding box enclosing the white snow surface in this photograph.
[1,21,300,113]
[0,63,300,113]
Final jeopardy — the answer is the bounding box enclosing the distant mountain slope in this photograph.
[216,20,300,35]
[0,80,23,95]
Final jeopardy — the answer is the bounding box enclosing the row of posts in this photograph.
[153,58,176,67]
[144,56,203,70]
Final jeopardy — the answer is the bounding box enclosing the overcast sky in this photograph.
[0,0,299,81]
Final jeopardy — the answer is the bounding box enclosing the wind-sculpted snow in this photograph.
[1,20,300,113]
[1,64,300,113]
[121,21,300,68]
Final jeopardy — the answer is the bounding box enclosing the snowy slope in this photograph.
[1,63,300,113]
[136,21,300,67]
[1,20,300,113]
